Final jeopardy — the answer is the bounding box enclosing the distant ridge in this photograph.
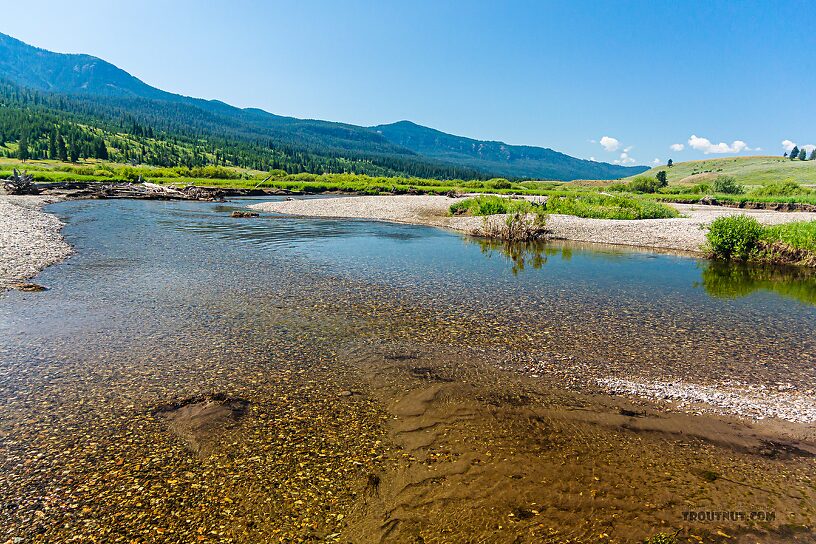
[372,121,647,180]
[0,32,648,180]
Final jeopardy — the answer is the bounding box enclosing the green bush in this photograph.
[750,180,811,197]
[706,215,763,260]
[657,185,685,194]
[627,176,662,193]
[712,175,745,194]
[488,178,512,190]
[690,182,713,194]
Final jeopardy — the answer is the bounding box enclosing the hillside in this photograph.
[373,121,647,181]
[0,32,642,181]
[628,156,816,187]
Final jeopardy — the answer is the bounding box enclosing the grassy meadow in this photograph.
[627,156,816,187]
[4,155,816,210]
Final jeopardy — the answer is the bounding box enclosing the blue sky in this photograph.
[3,1,815,166]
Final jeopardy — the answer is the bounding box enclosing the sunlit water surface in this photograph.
[2,197,815,398]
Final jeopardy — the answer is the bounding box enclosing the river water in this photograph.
[1,197,815,542]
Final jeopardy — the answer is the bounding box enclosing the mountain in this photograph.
[0,32,173,99]
[372,121,647,181]
[0,32,646,180]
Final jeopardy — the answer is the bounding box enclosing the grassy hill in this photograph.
[627,156,816,187]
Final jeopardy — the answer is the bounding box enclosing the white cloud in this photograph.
[613,151,636,165]
[782,140,816,154]
[670,143,685,152]
[652,158,661,165]
[599,136,620,152]
[688,135,750,154]
[623,145,634,153]
[589,156,596,162]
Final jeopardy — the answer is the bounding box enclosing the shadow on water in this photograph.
[698,261,816,306]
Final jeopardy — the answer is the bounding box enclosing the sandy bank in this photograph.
[251,195,816,253]
[0,195,71,289]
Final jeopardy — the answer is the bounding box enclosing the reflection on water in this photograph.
[3,197,815,387]
[699,261,816,306]
[470,238,566,275]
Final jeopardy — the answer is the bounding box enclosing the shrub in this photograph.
[706,215,763,260]
[606,183,629,192]
[487,178,512,190]
[712,175,745,194]
[450,195,534,216]
[690,182,713,194]
[627,176,662,193]
[750,180,811,197]
[657,185,685,194]
[189,165,243,179]
[545,193,679,219]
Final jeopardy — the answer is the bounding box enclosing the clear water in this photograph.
[2,197,815,393]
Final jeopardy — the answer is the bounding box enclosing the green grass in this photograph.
[449,195,538,216]
[762,221,816,253]
[749,180,812,197]
[628,155,816,187]
[544,193,679,219]
[448,193,678,221]
[0,158,568,196]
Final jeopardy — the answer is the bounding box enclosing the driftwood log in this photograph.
[59,181,228,201]
[2,169,39,195]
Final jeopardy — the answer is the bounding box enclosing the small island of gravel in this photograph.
[250,195,816,253]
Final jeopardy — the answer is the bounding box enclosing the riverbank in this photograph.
[250,195,816,253]
[0,195,71,289]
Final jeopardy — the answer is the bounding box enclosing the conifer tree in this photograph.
[48,130,57,159]
[790,145,799,160]
[798,148,807,161]
[18,132,29,161]
[69,139,80,162]
[56,134,68,161]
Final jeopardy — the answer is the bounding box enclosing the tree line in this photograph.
[784,145,816,161]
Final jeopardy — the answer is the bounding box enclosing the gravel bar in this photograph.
[251,195,816,253]
[0,195,71,288]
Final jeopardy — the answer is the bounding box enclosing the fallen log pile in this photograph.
[92,181,228,201]
[32,180,296,200]
[32,179,227,201]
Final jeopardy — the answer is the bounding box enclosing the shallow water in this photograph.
[1,198,816,541]
[3,197,816,394]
